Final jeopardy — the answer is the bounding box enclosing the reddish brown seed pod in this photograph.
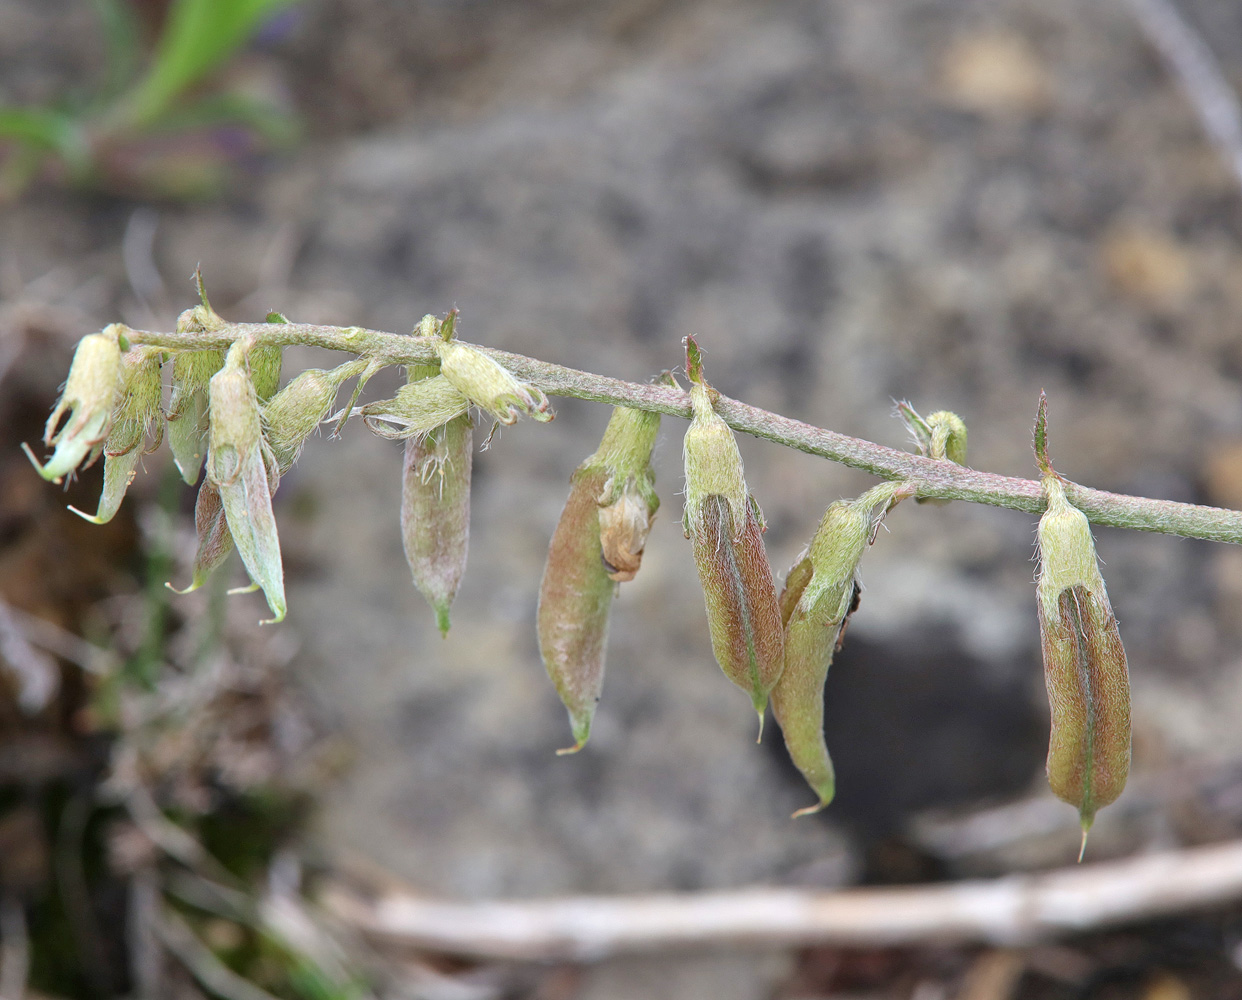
[538,465,617,753]
[681,335,783,728]
[538,405,660,752]
[689,493,784,726]
[1036,473,1131,855]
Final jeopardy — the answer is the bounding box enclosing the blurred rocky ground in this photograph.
[6,0,1242,995]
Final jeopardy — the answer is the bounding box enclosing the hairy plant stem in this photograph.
[129,320,1242,544]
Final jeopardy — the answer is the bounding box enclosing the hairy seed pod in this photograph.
[1037,474,1131,852]
[170,458,283,597]
[774,503,866,815]
[207,346,285,623]
[263,359,368,477]
[682,336,783,728]
[539,465,617,752]
[773,483,903,815]
[168,348,226,484]
[71,347,165,524]
[25,326,125,483]
[539,405,660,752]
[401,363,473,637]
[166,301,233,484]
[249,345,282,402]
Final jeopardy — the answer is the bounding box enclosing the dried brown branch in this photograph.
[322,839,1242,961]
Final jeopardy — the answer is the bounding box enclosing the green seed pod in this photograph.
[70,347,165,525]
[1037,474,1131,853]
[249,345,282,402]
[167,349,225,484]
[435,331,552,426]
[25,325,125,483]
[681,336,783,728]
[401,364,473,637]
[263,359,368,476]
[165,296,230,480]
[360,376,471,440]
[773,482,904,816]
[538,405,660,752]
[207,346,285,624]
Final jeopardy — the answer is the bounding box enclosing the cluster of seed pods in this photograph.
[535,348,1131,847]
[26,308,1133,852]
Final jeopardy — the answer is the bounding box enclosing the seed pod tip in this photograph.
[435,603,452,638]
[1034,390,1052,475]
[791,796,831,820]
[67,504,105,525]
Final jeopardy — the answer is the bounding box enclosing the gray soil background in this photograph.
[7,0,1242,992]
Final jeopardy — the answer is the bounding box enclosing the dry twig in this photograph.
[1124,0,1242,191]
[325,839,1242,961]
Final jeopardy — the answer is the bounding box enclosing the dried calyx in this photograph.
[69,346,164,524]
[24,325,126,483]
[434,311,553,427]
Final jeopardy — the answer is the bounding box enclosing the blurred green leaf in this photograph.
[0,107,90,171]
[119,0,298,129]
